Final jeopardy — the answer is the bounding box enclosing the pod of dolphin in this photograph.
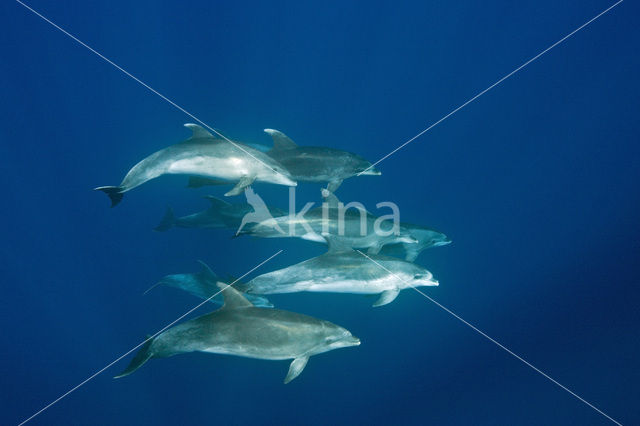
[98,124,450,383]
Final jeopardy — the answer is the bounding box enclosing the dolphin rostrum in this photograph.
[146,260,273,308]
[381,223,451,261]
[95,124,296,207]
[189,129,381,192]
[241,236,439,306]
[154,195,285,232]
[115,283,360,383]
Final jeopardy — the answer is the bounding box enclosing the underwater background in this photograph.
[1,0,639,424]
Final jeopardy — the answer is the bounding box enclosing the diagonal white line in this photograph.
[355,250,622,425]
[18,250,283,426]
[14,0,286,177]
[358,0,624,175]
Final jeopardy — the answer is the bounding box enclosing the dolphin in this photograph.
[146,260,273,308]
[242,189,415,252]
[241,236,439,306]
[115,283,360,383]
[380,224,451,261]
[262,129,381,192]
[188,129,381,192]
[95,124,296,207]
[154,195,285,232]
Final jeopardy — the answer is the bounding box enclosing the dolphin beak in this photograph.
[360,166,381,176]
[281,176,297,186]
[415,274,438,286]
[348,336,361,346]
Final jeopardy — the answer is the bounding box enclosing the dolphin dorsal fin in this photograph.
[184,123,215,139]
[264,129,297,151]
[321,188,341,209]
[196,260,218,282]
[203,195,231,209]
[322,233,354,253]
[217,282,254,309]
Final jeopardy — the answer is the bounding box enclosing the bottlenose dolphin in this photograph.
[189,129,381,192]
[381,224,451,261]
[243,189,415,252]
[146,260,273,308]
[115,283,360,383]
[95,124,296,207]
[241,236,438,306]
[154,195,285,232]
[265,129,381,192]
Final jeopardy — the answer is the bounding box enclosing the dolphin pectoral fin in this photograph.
[326,180,342,193]
[373,289,400,307]
[95,186,124,207]
[404,251,418,262]
[402,240,422,261]
[225,176,256,196]
[367,243,382,255]
[114,336,154,378]
[404,247,419,262]
[284,356,309,384]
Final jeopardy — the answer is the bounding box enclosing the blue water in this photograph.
[1,1,638,424]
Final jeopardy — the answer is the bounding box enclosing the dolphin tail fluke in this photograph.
[154,207,176,232]
[95,186,124,207]
[114,336,154,378]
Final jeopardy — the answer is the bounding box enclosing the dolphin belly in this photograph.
[167,156,246,180]
[115,285,360,381]
[199,345,294,361]
[247,278,312,294]
[250,276,396,295]
[305,277,394,294]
